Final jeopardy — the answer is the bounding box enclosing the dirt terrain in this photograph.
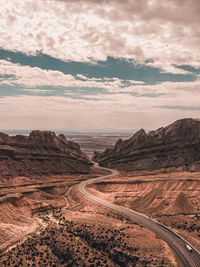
[89,171,200,252]
[0,127,199,266]
[0,166,108,252]
[1,120,200,266]
[0,167,181,266]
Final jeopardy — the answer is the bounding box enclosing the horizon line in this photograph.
[0,129,146,135]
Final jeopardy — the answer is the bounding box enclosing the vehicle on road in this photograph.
[78,162,200,267]
[186,244,193,252]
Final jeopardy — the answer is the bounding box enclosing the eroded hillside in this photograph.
[89,171,200,251]
[92,118,200,172]
[0,170,179,266]
[0,130,92,179]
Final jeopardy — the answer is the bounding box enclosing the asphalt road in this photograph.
[78,163,200,267]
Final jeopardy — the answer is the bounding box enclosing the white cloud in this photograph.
[19,88,54,93]
[0,1,200,131]
[145,62,192,75]
[0,59,144,90]
[1,58,199,98]
[0,0,200,73]
[0,85,200,131]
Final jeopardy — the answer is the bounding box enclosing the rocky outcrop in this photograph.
[0,130,92,178]
[92,118,200,171]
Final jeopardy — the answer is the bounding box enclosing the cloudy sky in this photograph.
[0,0,200,132]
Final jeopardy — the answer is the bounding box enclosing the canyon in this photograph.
[92,118,200,172]
[0,119,200,266]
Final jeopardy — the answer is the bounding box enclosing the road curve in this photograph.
[78,163,200,267]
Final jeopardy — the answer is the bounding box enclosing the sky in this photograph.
[0,0,200,132]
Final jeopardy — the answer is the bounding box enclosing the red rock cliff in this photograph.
[0,130,92,178]
[92,118,200,171]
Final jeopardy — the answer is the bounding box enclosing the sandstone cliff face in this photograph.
[0,131,92,178]
[92,118,200,171]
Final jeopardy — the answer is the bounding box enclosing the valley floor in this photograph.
[0,167,199,266]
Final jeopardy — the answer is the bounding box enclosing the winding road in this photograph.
[78,163,200,267]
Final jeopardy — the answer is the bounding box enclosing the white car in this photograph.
[186,244,193,252]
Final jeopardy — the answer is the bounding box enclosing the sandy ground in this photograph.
[0,188,179,267]
[1,167,198,266]
[0,167,106,252]
[89,171,200,252]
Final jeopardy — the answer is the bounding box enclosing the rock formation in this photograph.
[92,118,200,171]
[0,130,92,178]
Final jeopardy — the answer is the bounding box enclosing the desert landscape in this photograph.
[0,167,179,267]
[89,171,200,251]
[1,0,200,266]
[0,118,200,266]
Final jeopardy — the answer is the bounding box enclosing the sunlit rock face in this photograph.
[92,118,200,171]
[0,130,92,178]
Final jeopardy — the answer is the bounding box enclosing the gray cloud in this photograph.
[154,105,200,111]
